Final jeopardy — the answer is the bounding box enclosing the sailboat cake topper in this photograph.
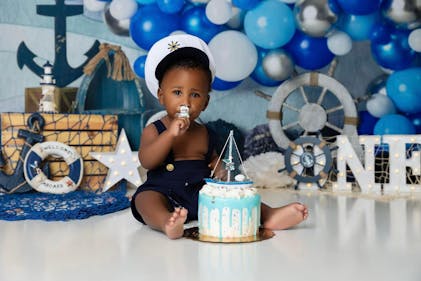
[205,130,253,188]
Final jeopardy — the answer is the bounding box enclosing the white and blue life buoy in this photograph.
[24,141,84,194]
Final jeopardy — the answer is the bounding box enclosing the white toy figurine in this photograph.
[177,105,189,118]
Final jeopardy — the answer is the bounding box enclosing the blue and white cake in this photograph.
[198,180,261,240]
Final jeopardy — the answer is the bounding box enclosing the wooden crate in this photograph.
[1,113,118,191]
[25,87,78,113]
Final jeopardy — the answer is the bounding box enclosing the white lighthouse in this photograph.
[39,61,58,113]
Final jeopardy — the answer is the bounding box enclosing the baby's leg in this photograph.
[134,191,187,239]
[261,202,308,230]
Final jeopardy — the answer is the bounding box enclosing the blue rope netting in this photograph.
[0,182,130,221]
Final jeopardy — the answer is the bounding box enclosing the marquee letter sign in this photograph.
[334,135,421,194]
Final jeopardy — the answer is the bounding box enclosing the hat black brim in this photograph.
[155,47,210,82]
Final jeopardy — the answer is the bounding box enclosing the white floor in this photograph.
[1,189,420,281]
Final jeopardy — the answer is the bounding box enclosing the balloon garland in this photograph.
[85,0,421,135]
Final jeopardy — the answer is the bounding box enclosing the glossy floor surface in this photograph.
[1,189,420,281]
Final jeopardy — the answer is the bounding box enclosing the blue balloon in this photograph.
[212,77,243,91]
[358,111,379,135]
[133,55,147,78]
[157,0,184,14]
[180,5,224,43]
[370,22,393,44]
[250,48,283,87]
[328,0,342,14]
[284,30,334,70]
[336,0,382,15]
[371,29,417,70]
[374,114,416,135]
[386,68,421,114]
[244,0,295,49]
[232,0,259,10]
[337,11,379,41]
[407,112,421,134]
[130,5,180,50]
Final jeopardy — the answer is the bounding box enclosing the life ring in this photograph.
[24,141,84,194]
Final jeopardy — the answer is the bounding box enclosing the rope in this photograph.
[83,43,136,81]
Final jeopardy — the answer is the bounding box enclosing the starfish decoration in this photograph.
[90,129,143,192]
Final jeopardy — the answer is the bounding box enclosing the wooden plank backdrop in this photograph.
[1,113,119,192]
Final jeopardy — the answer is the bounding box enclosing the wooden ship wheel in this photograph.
[264,59,359,151]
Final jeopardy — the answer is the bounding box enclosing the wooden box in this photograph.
[25,87,78,113]
[1,113,118,192]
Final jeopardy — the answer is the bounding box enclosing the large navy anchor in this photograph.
[17,0,100,87]
[0,113,48,193]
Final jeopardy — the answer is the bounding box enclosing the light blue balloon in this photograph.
[386,68,421,114]
[244,0,295,49]
[135,0,156,4]
[374,114,416,135]
[337,11,379,41]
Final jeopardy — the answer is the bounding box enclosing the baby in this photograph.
[131,34,308,239]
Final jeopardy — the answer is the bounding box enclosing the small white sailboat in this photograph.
[205,130,253,188]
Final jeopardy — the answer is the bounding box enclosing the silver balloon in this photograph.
[383,0,421,29]
[262,50,294,81]
[104,4,130,37]
[294,0,338,37]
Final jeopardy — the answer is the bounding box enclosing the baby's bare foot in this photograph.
[164,208,188,239]
[263,203,308,230]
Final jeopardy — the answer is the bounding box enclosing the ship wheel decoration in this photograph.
[278,136,334,189]
[265,59,359,151]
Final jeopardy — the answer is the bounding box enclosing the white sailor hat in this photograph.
[144,34,216,98]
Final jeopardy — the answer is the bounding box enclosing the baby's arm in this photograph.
[139,117,190,170]
[208,151,227,180]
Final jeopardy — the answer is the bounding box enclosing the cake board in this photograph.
[183,227,275,243]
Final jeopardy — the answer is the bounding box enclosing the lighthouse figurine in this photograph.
[38,61,58,113]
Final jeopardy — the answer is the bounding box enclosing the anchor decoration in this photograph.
[0,113,49,193]
[17,0,100,87]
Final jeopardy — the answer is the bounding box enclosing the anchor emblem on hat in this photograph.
[17,0,100,87]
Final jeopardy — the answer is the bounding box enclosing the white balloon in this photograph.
[209,30,258,82]
[366,94,397,118]
[206,0,232,25]
[327,30,352,56]
[84,0,106,12]
[280,0,297,3]
[409,29,421,52]
[110,0,138,20]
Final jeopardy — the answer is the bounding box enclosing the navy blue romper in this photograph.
[131,120,215,224]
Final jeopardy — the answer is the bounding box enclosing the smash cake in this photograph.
[197,131,262,242]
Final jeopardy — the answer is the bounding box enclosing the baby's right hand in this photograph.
[168,117,190,137]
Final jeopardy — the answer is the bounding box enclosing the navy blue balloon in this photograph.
[250,48,283,87]
[181,5,224,43]
[129,4,180,50]
[374,114,416,135]
[371,29,417,70]
[212,77,243,91]
[336,0,382,15]
[407,112,421,134]
[328,0,342,14]
[370,22,393,44]
[133,55,147,78]
[285,30,334,70]
[358,111,379,135]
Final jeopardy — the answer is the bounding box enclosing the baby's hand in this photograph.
[168,117,190,137]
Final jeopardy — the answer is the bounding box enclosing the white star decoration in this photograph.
[90,129,143,192]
